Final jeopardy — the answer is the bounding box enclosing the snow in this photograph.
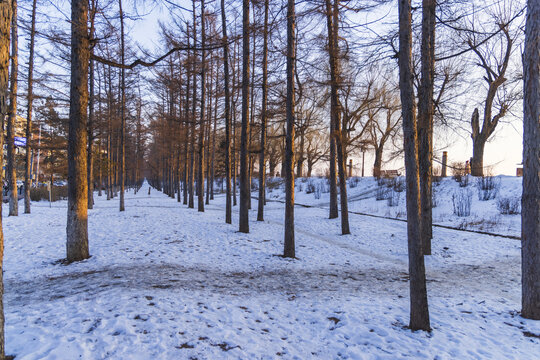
[3,178,539,359]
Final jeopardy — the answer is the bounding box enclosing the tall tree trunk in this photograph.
[118,0,126,212]
[239,0,250,233]
[398,0,430,331]
[87,57,95,209]
[0,2,12,356]
[189,18,196,209]
[418,0,436,255]
[183,46,191,206]
[522,0,540,320]
[326,1,338,220]
[221,0,232,224]
[197,0,206,212]
[326,0,349,234]
[257,0,269,222]
[67,0,90,262]
[283,0,296,258]
[7,0,18,217]
[24,0,37,214]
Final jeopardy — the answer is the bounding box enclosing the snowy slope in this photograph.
[3,181,538,359]
[266,175,522,238]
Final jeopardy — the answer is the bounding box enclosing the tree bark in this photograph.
[118,0,126,212]
[521,0,540,320]
[189,17,196,209]
[418,0,436,255]
[7,0,18,217]
[398,0,430,331]
[239,0,250,233]
[326,1,338,220]
[0,2,12,356]
[198,0,206,212]
[257,0,269,222]
[24,0,37,214]
[67,0,90,262]
[283,0,296,258]
[326,0,349,234]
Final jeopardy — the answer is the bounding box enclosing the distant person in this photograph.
[465,160,471,174]
[148,187,151,196]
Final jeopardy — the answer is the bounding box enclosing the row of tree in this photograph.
[0,0,537,357]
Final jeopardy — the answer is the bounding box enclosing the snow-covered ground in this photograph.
[3,179,538,359]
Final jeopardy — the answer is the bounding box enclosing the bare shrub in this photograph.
[314,183,323,199]
[452,188,473,217]
[376,185,390,201]
[497,196,521,215]
[349,177,359,188]
[476,176,500,201]
[451,161,467,182]
[431,191,438,208]
[387,189,401,207]
[459,175,470,188]
[306,179,316,194]
[30,185,68,202]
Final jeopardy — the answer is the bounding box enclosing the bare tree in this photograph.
[239,0,250,233]
[7,0,18,217]
[521,0,540,320]
[326,0,349,234]
[221,0,232,224]
[66,0,90,262]
[398,0,430,331]
[0,1,12,355]
[24,0,37,214]
[198,0,206,212]
[418,0,436,254]
[283,0,296,258]
[468,17,516,176]
[257,0,269,222]
[119,0,126,211]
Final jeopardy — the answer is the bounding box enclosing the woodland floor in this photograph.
[3,182,539,359]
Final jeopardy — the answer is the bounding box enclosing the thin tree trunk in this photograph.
[239,0,250,233]
[67,0,90,262]
[118,0,126,212]
[0,2,12,356]
[326,0,349,234]
[189,17,196,209]
[327,2,338,220]
[24,0,37,214]
[257,0,269,222]
[398,0,430,331]
[197,0,206,212]
[221,0,232,224]
[521,0,540,320]
[283,0,296,258]
[418,0,436,255]
[7,0,18,217]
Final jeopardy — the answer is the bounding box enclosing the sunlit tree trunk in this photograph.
[67,0,90,262]
[0,2,12,355]
[7,0,18,217]
[283,0,296,258]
